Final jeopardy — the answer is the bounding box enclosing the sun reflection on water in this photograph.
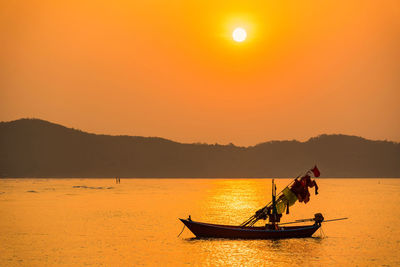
[201,179,268,225]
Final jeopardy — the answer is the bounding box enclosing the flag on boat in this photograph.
[311,165,320,177]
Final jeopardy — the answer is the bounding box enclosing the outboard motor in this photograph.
[314,213,324,225]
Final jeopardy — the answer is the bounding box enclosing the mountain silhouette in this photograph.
[1,118,399,178]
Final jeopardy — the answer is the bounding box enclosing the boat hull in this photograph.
[180,219,320,239]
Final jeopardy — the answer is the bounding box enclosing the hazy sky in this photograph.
[1,0,399,146]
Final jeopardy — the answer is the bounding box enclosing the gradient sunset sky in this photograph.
[1,1,399,146]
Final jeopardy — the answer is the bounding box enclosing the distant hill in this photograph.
[0,118,399,178]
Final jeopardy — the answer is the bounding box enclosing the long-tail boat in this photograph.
[180,166,346,239]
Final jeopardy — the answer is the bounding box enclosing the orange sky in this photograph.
[1,0,399,146]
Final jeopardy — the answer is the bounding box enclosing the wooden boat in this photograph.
[179,218,321,239]
[178,166,347,239]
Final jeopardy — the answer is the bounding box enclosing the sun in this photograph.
[232,27,247,42]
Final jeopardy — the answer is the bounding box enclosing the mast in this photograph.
[268,179,281,227]
[272,179,276,211]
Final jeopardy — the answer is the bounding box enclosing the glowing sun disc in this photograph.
[232,27,247,42]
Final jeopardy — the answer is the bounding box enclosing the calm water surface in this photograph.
[1,178,399,266]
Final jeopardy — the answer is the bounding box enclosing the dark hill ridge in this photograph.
[0,118,399,178]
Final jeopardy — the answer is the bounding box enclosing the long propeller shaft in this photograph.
[278,217,348,226]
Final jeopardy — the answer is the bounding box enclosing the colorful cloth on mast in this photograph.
[275,187,299,214]
[283,187,298,206]
[290,175,319,203]
[265,170,320,215]
[276,201,286,214]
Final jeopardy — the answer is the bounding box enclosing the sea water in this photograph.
[0,178,399,266]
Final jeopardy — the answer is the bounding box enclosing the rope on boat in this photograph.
[177,224,186,237]
[319,226,326,238]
